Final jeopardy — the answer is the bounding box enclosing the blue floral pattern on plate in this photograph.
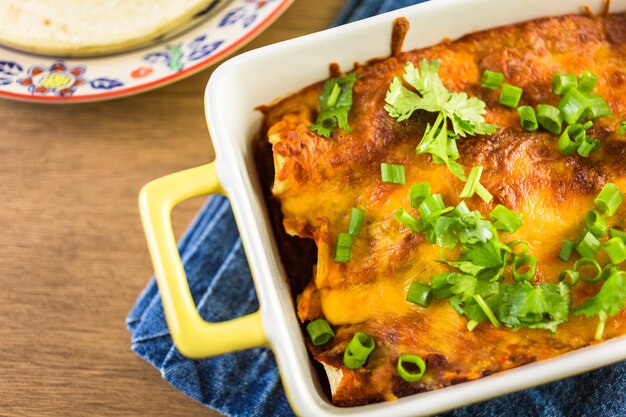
[0,0,291,102]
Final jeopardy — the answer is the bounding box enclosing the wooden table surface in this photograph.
[0,1,344,415]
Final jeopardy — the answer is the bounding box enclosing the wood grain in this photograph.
[0,1,344,415]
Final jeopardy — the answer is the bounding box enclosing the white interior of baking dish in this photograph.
[205,0,626,415]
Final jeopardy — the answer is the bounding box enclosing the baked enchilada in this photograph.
[256,11,626,406]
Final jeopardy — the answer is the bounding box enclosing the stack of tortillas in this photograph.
[0,0,219,56]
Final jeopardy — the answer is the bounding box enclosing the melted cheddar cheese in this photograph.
[260,13,626,406]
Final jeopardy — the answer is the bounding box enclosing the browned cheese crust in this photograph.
[258,13,626,406]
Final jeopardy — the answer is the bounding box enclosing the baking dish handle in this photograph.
[139,163,267,358]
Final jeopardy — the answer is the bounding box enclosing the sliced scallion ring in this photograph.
[406,282,433,307]
[537,104,563,134]
[604,237,626,264]
[552,72,578,95]
[594,183,623,216]
[489,204,522,233]
[557,88,590,124]
[578,70,598,94]
[480,69,504,90]
[513,254,537,282]
[574,257,602,283]
[517,105,538,131]
[558,124,586,156]
[559,269,580,286]
[334,232,353,263]
[499,84,523,108]
[380,163,406,184]
[343,332,375,369]
[418,194,446,220]
[397,353,427,382]
[348,207,365,236]
[584,209,608,238]
[576,231,601,259]
[306,319,334,346]
[395,208,422,232]
[409,182,431,208]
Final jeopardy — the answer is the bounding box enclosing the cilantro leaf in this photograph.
[449,274,478,302]
[433,208,494,249]
[461,240,505,269]
[573,270,626,339]
[385,59,498,178]
[498,282,570,332]
[618,121,626,136]
[310,73,357,138]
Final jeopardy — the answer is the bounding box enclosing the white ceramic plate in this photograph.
[0,0,292,103]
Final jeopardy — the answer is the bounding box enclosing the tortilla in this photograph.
[0,0,220,56]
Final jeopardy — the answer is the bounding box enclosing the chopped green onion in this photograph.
[381,163,406,184]
[406,282,433,307]
[326,83,341,107]
[447,137,460,160]
[517,106,538,131]
[513,254,537,281]
[610,228,626,244]
[508,240,530,255]
[306,319,334,345]
[559,240,575,262]
[499,84,523,108]
[418,194,446,220]
[348,208,365,236]
[584,209,608,238]
[450,201,470,217]
[334,232,353,263]
[576,231,601,259]
[473,294,501,328]
[489,204,522,233]
[618,121,626,136]
[576,135,600,157]
[397,353,427,382]
[557,89,590,125]
[599,264,618,281]
[584,93,611,119]
[574,257,602,283]
[409,182,430,208]
[578,70,598,94]
[467,319,479,331]
[476,183,493,203]
[459,166,483,199]
[594,183,623,216]
[552,73,578,95]
[481,70,504,90]
[537,104,563,134]
[343,332,375,369]
[559,269,580,286]
[395,208,421,232]
[557,124,585,156]
[604,237,626,264]
[342,353,364,369]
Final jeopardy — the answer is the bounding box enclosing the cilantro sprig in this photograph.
[385,60,498,179]
[310,73,357,138]
[397,183,573,331]
[573,269,626,339]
